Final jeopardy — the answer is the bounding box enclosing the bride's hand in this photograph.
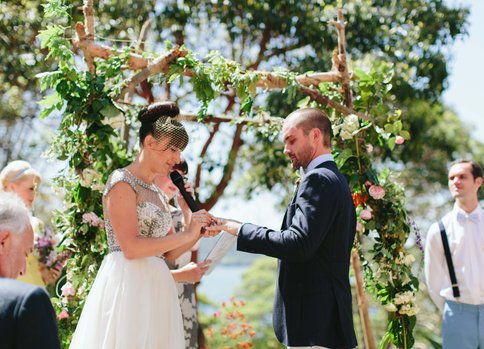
[204,217,242,236]
[187,210,214,236]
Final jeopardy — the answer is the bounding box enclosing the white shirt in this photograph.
[424,203,484,311]
[300,153,334,177]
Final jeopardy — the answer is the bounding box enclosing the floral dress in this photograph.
[169,208,199,349]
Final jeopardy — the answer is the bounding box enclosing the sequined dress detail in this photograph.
[69,168,184,349]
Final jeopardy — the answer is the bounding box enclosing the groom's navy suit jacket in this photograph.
[238,161,357,348]
[0,278,61,349]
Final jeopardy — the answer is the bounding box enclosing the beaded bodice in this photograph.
[103,168,172,253]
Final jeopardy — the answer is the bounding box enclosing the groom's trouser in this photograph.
[442,300,484,349]
[287,346,327,349]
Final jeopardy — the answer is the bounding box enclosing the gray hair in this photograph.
[0,192,31,235]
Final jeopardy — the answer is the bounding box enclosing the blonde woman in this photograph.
[0,160,62,287]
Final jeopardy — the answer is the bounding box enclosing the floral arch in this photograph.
[39,1,419,348]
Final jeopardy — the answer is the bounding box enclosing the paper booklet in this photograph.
[203,231,237,275]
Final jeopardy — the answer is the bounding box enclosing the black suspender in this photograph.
[438,220,460,298]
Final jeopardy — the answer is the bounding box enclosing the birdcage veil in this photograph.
[138,102,189,150]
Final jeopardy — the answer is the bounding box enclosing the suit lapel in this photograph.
[281,161,337,230]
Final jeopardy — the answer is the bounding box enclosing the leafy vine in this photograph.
[38,1,419,347]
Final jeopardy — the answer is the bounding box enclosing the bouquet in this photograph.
[32,226,68,270]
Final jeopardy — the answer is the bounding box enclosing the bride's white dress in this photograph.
[69,169,184,349]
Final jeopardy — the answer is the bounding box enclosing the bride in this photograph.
[69,102,215,349]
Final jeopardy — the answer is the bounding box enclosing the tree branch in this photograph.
[248,42,302,70]
[74,22,151,70]
[135,19,154,103]
[200,123,244,211]
[83,0,95,40]
[299,86,358,116]
[195,122,220,190]
[117,46,188,99]
[81,0,95,73]
[330,9,353,109]
[247,27,271,70]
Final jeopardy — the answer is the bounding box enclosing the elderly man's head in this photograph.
[0,191,33,278]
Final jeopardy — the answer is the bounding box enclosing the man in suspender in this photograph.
[424,160,483,349]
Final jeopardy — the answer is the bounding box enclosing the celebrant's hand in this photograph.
[204,218,242,236]
[177,260,211,284]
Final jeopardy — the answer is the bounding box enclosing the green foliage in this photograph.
[33,0,480,347]
[233,257,283,349]
[37,2,132,345]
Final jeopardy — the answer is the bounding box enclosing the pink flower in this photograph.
[364,180,373,187]
[395,136,405,145]
[369,185,385,200]
[356,221,365,233]
[58,309,69,320]
[61,282,75,297]
[82,212,103,227]
[366,144,373,153]
[360,209,372,220]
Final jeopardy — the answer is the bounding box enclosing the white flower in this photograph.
[333,114,360,140]
[101,114,125,129]
[79,168,104,192]
[91,182,105,192]
[403,254,415,266]
[394,291,415,305]
[398,304,419,316]
[384,303,397,312]
[77,284,86,297]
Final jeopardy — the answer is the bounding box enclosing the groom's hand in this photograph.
[205,218,242,236]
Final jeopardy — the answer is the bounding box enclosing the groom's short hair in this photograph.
[289,108,332,147]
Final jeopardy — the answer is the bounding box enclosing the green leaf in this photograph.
[378,331,392,349]
[388,137,396,151]
[334,148,355,168]
[100,103,123,118]
[384,124,394,134]
[296,96,311,108]
[399,130,411,140]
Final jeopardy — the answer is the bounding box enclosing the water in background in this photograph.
[197,263,248,304]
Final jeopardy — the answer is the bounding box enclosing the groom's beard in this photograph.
[288,146,313,169]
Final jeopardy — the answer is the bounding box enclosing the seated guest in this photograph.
[0,191,61,349]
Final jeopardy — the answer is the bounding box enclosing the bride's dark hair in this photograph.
[138,101,188,150]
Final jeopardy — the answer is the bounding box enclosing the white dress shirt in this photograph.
[424,203,484,311]
[300,153,334,177]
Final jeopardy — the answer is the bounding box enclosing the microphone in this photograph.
[169,171,200,212]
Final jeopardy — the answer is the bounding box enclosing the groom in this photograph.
[209,108,357,348]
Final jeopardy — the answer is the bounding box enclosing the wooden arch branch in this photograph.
[117,46,188,99]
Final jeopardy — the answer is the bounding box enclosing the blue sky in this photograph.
[443,0,484,142]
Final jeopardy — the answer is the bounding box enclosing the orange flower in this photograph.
[351,192,368,207]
